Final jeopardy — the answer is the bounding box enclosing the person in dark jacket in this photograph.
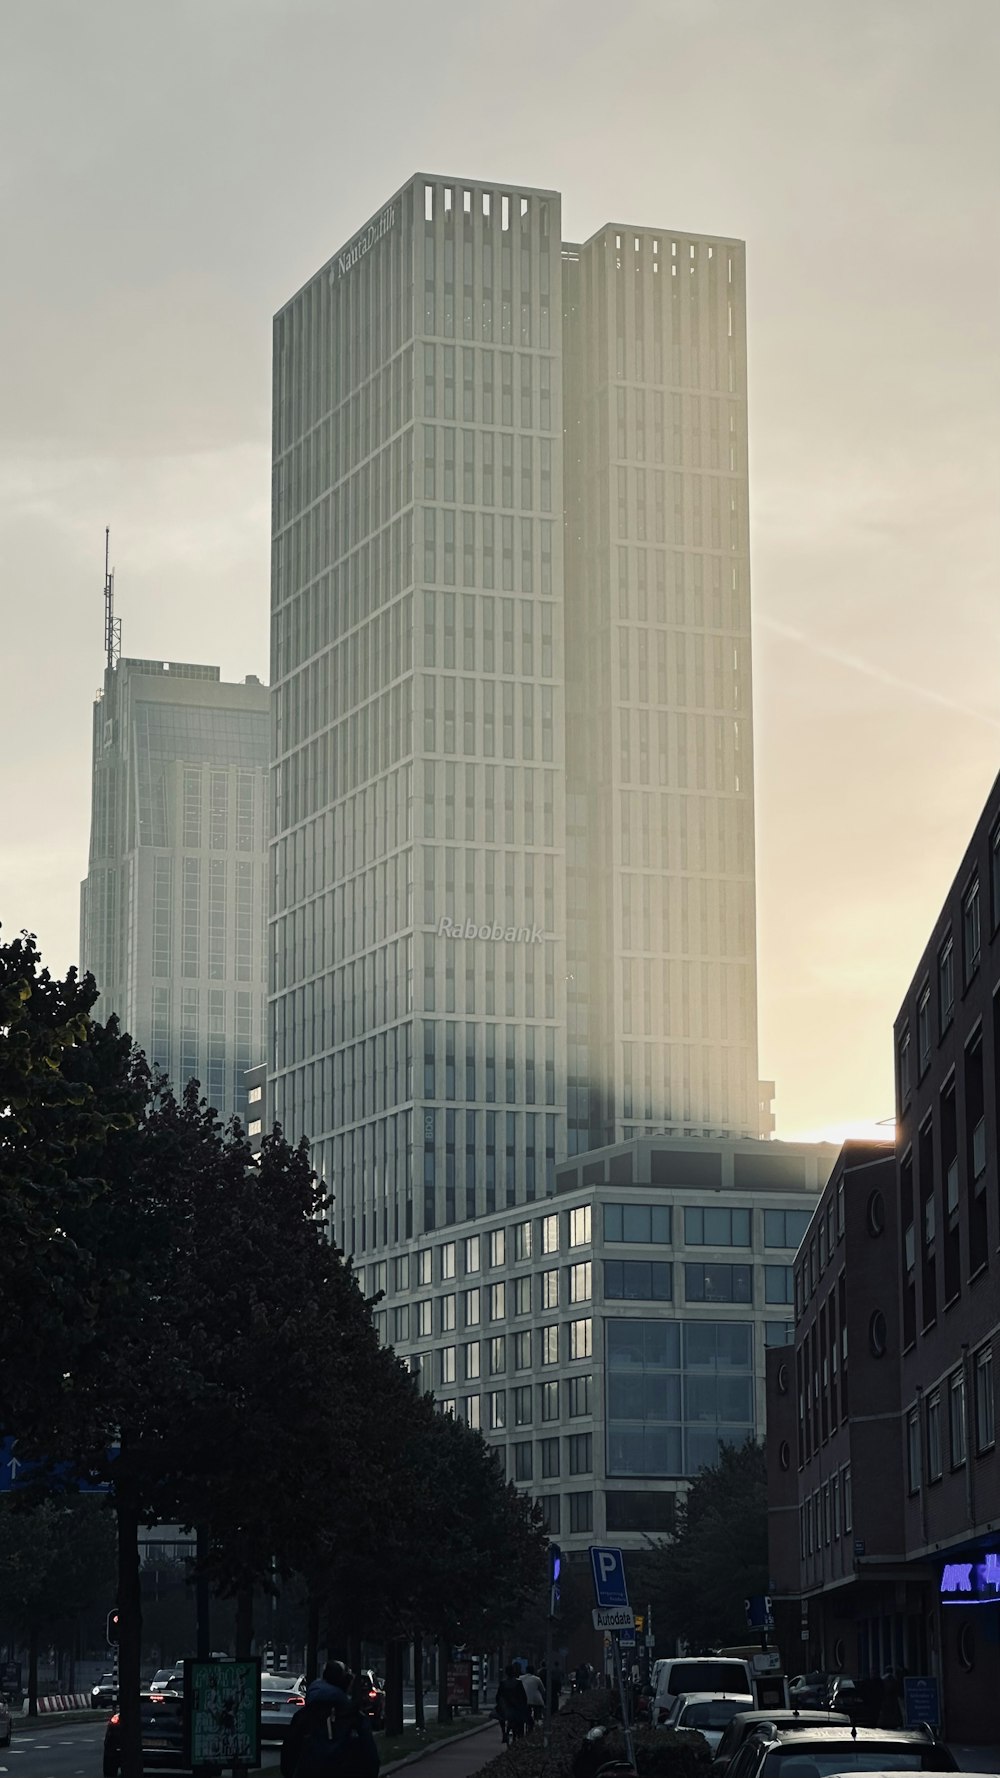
[281,1661,379,1778]
[496,1665,531,1742]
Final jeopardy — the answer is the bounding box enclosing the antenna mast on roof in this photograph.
[104,526,121,673]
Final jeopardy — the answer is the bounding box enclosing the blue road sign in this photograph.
[589,1545,630,1610]
[0,1438,110,1495]
[619,1626,637,1648]
[903,1677,940,1730]
[744,1594,775,1630]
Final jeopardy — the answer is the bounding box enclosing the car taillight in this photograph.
[289,1697,304,1707]
[109,1712,120,1726]
[368,1690,378,1699]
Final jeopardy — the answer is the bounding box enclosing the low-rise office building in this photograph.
[359,1133,836,1549]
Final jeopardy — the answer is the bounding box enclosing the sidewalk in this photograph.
[947,1748,1000,1772]
[385,1723,502,1778]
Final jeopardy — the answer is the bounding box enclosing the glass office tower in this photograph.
[270,176,762,1256]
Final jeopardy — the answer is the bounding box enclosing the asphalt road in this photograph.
[3,1722,282,1778]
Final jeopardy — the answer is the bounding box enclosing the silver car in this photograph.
[260,1673,306,1743]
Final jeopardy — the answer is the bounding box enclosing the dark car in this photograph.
[92,1673,118,1710]
[103,1689,221,1777]
[357,1671,385,1731]
[789,1675,868,1725]
[724,1724,957,1778]
[711,1710,852,1775]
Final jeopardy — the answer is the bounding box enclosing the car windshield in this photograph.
[765,1754,945,1775]
[670,1663,748,1693]
[684,1700,750,1729]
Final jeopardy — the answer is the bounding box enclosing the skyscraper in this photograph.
[80,657,269,1123]
[270,174,762,1257]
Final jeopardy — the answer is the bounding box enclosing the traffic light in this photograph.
[106,1610,120,1646]
[548,1543,562,1618]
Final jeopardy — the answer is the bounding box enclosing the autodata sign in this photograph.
[589,1545,630,1610]
[183,1659,260,1768]
[593,1605,635,1632]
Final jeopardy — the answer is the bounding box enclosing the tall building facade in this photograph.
[80,658,269,1123]
[270,174,762,1257]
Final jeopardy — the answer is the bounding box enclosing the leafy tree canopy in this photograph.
[641,1439,768,1651]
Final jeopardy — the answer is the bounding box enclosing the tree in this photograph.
[642,1439,768,1650]
[0,1496,117,1708]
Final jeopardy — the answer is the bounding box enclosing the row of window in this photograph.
[422,344,555,431]
[795,1180,844,1313]
[423,1369,593,1424]
[799,1464,852,1557]
[906,1347,995,1488]
[898,859,995,1106]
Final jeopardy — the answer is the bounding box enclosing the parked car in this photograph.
[259,1672,306,1742]
[103,1688,223,1777]
[789,1674,868,1723]
[661,1693,755,1752]
[654,1658,756,1723]
[91,1673,118,1709]
[357,1670,385,1730]
[711,1709,852,1775]
[0,1693,11,1749]
[721,1723,957,1778]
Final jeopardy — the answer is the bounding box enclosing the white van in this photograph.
[653,1656,755,1724]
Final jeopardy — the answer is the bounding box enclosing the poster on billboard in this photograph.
[183,1659,261,1768]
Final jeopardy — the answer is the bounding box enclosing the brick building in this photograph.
[767,773,1000,1742]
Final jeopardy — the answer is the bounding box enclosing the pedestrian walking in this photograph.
[496,1664,531,1742]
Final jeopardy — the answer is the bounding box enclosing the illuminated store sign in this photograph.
[940,1553,1000,1604]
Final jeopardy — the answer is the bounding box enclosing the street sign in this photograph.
[592,1606,635,1631]
[589,1545,630,1610]
[744,1594,774,1630]
[0,1437,110,1495]
[619,1626,637,1648]
[903,1677,940,1730]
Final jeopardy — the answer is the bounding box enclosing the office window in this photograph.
[685,1263,752,1304]
[917,985,931,1074]
[605,1259,673,1301]
[464,1341,480,1380]
[440,1346,456,1386]
[440,1293,456,1332]
[604,1203,672,1244]
[963,878,981,984]
[763,1210,813,1249]
[466,1395,481,1430]
[842,1464,852,1533]
[541,1268,559,1309]
[684,1206,751,1247]
[907,1409,921,1494]
[764,1265,794,1305]
[418,1249,432,1286]
[541,1436,560,1478]
[489,1228,506,1267]
[927,1391,943,1481]
[514,1275,532,1316]
[975,1346,995,1451]
[489,1390,506,1430]
[541,1212,559,1253]
[514,1219,533,1261]
[949,1369,966,1467]
[569,1261,592,1303]
[568,1491,593,1533]
[464,1234,480,1273]
[939,937,954,1034]
[898,1028,912,1107]
[540,1324,559,1366]
[567,1205,593,1249]
[392,1306,409,1344]
[489,1281,506,1320]
[764,1321,794,1347]
[416,1300,432,1338]
[606,1319,753,1479]
[513,1442,533,1482]
[464,1287,480,1326]
[540,1379,559,1422]
[395,1255,411,1292]
[568,1433,593,1475]
[513,1384,532,1425]
[514,1329,532,1370]
[489,1335,506,1375]
[569,1318,592,1360]
[567,1374,592,1417]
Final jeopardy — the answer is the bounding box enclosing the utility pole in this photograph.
[544,1542,560,1748]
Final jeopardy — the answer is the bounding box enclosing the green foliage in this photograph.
[0,1495,117,1635]
[642,1438,769,1650]
[575,1726,710,1778]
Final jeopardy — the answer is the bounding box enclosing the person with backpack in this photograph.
[281,1660,380,1778]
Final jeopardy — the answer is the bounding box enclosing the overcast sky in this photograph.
[2,0,998,1140]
